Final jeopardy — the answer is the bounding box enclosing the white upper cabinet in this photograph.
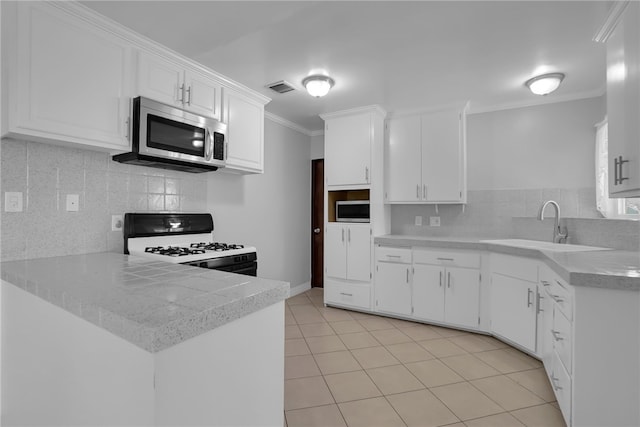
[3,2,133,151]
[137,51,222,120]
[324,113,372,187]
[385,107,467,203]
[607,1,640,197]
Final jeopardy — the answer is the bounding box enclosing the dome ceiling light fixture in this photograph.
[302,75,335,98]
[525,72,565,96]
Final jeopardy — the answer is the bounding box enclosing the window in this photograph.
[595,119,640,218]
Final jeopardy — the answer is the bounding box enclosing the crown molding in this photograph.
[264,112,315,136]
[319,104,387,121]
[593,0,630,43]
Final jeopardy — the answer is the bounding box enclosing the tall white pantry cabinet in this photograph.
[321,106,390,311]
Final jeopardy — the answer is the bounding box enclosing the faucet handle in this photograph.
[557,226,569,244]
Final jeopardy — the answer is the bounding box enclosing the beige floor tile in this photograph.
[505,348,543,369]
[309,295,325,306]
[285,355,322,379]
[385,342,436,363]
[293,310,327,325]
[386,389,459,427]
[507,368,556,402]
[440,354,501,380]
[290,303,321,315]
[285,404,347,427]
[351,346,401,369]
[471,375,545,411]
[313,351,362,375]
[448,334,503,353]
[306,335,347,354]
[357,317,396,331]
[429,325,469,338]
[405,359,464,388]
[287,294,312,305]
[285,313,297,325]
[549,401,560,410]
[284,376,335,411]
[464,412,525,427]
[417,338,467,358]
[401,324,443,341]
[305,287,325,296]
[474,349,538,374]
[510,403,567,427]
[476,334,510,349]
[366,364,425,395]
[339,331,381,349]
[430,382,504,421]
[286,338,311,356]
[286,324,303,339]
[324,370,382,403]
[370,328,413,345]
[330,320,366,334]
[338,397,406,427]
[386,317,421,329]
[318,307,355,322]
[300,322,336,338]
[347,311,380,320]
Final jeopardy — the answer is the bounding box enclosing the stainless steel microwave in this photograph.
[112,97,226,173]
[336,200,370,222]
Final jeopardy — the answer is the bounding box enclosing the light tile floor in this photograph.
[284,288,566,427]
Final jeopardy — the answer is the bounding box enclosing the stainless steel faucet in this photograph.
[538,200,568,243]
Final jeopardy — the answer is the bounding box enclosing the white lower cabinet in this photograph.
[374,247,412,316]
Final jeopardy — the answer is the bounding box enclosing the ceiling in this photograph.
[81,1,611,133]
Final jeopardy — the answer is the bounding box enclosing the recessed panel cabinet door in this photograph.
[375,263,412,316]
[490,273,537,352]
[444,267,480,328]
[346,225,371,282]
[137,51,183,107]
[184,71,222,120]
[325,224,347,279]
[325,114,371,186]
[223,89,264,173]
[413,264,445,322]
[386,116,422,202]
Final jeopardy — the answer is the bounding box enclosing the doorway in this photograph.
[311,159,324,287]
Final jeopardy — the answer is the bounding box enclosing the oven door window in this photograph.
[147,114,205,158]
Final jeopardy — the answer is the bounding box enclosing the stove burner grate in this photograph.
[189,242,245,252]
[144,246,206,257]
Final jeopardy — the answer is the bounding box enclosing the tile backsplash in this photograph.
[1,138,208,261]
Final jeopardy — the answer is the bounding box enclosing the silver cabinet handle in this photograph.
[406,268,409,283]
[536,293,544,314]
[341,228,345,242]
[437,257,454,261]
[416,184,420,199]
[551,294,564,303]
[527,288,533,307]
[365,167,369,182]
[386,255,401,259]
[439,271,443,287]
[550,375,563,391]
[423,184,427,199]
[541,280,551,287]
[614,155,630,185]
[551,330,564,341]
[179,83,185,103]
[447,271,451,288]
[348,228,351,242]
[340,292,353,297]
[186,86,192,105]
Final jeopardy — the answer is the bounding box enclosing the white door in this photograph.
[223,89,264,173]
[15,3,132,150]
[412,264,444,322]
[346,224,371,282]
[421,110,462,202]
[386,116,422,202]
[325,224,347,279]
[444,267,480,328]
[184,70,222,120]
[490,273,537,352]
[137,51,183,107]
[325,114,371,186]
[375,262,412,316]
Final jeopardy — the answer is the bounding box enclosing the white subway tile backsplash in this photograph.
[148,176,165,194]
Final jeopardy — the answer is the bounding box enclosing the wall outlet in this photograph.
[414,215,422,226]
[4,192,23,212]
[112,214,123,231]
[429,216,441,227]
[66,194,79,212]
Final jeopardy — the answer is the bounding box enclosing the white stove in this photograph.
[124,213,258,275]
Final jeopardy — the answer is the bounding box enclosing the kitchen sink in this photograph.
[480,239,611,252]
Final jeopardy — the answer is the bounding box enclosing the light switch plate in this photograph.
[4,192,23,212]
[429,216,441,227]
[414,216,422,226]
[112,215,123,231]
[66,194,79,212]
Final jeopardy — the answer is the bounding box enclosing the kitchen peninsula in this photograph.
[1,252,289,426]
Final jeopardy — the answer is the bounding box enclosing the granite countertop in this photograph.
[0,253,289,353]
[375,235,640,291]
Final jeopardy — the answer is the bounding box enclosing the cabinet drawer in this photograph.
[325,281,370,310]
[552,306,573,374]
[551,351,572,426]
[376,246,411,263]
[542,273,573,321]
[413,249,480,269]
[490,254,538,283]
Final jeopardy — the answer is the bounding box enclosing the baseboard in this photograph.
[289,282,311,297]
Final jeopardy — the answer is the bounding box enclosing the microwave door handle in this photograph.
[205,129,213,161]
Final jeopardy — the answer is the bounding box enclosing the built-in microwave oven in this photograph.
[112,97,226,173]
[336,200,370,222]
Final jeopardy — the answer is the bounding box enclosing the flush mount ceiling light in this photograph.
[302,75,335,97]
[525,73,565,96]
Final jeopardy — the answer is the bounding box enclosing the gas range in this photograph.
[123,213,257,275]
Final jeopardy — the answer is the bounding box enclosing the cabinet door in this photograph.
[412,264,445,322]
[421,110,463,202]
[444,267,480,328]
[184,70,222,120]
[325,114,371,186]
[490,273,537,352]
[386,116,422,202]
[607,1,640,197]
[12,3,132,150]
[325,224,347,279]
[346,224,371,282]
[137,51,183,107]
[375,262,412,316]
[223,89,264,173]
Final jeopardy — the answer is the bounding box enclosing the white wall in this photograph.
[206,119,312,288]
[310,133,324,160]
[467,96,605,190]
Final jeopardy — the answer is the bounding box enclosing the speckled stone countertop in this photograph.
[375,235,640,291]
[0,253,289,353]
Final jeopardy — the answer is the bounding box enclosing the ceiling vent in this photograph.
[266,80,296,94]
